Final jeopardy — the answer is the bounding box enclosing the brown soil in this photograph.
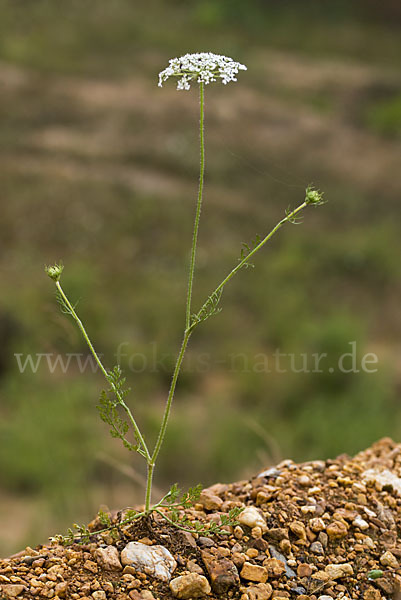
[2,438,401,600]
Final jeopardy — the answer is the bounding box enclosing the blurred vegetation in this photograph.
[0,0,400,555]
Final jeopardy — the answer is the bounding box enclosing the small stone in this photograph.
[326,521,348,539]
[102,582,114,594]
[318,596,333,600]
[92,592,106,600]
[169,573,211,599]
[197,536,216,548]
[364,588,382,600]
[325,563,354,580]
[0,585,25,598]
[201,551,240,593]
[240,562,268,583]
[199,489,223,510]
[268,546,296,578]
[266,528,288,542]
[263,558,286,578]
[353,516,369,530]
[298,475,311,487]
[140,592,156,600]
[309,518,325,533]
[94,546,122,571]
[376,576,395,595]
[279,539,292,555]
[310,541,324,555]
[289,521,307,541]
[84,560,98,573]
[187,560,203,574]
[242,582,273,600]
[55,581,68,597]
[297,564,313,578]
[234,526,244,539]
[121,542,177,582]
[380,550,398,568]
[239,507,267,532]
[252,526,263,539]
[253,537,269,552]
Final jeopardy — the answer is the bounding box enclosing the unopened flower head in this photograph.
[45,263,64,282]
[305,185,325,206]
[158,52,247,91]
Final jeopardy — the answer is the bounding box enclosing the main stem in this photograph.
[186,82,205,330]
[147,84,206,512]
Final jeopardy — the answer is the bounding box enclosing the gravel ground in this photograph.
[2,438,401,600]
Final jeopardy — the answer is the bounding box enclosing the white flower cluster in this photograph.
[158,52,247,91]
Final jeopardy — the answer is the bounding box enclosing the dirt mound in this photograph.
[2,438,401,600]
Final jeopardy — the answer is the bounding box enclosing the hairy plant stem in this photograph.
[186,81,205,331]
[55,281,150,462]
[196,201,308,313]
[147,83,205,511]
[147,330,191,511]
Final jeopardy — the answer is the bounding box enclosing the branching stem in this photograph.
[194,201,308,318]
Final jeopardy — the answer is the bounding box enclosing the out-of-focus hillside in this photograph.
[0,0,400,555]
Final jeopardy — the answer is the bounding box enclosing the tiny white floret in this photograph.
[158,52,247,90]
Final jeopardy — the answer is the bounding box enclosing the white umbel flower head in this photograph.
[158,52,247,91]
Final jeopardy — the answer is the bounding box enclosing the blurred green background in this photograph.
[0,0,400,555]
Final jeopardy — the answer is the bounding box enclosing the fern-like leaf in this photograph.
[190,289,223,329]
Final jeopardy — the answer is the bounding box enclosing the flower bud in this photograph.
[45,263,64,282]
[305,185,324,206]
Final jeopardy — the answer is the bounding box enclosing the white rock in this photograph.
[92,592,106,600]
[352,516,369,530]
[169,573,211,598]
[120,541,177,582]
[238,507,267,532]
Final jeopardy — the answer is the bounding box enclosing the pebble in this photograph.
[363,587,382,600]
[263,558,286,578]
[310,541,324,555]
[326,521,348,539]
[241,582,273,600]
[83,560,98,573]
[309,518,325,532]
[199,489,223,510]
[240,562,268,583]
[324,563,354,580]
[201,551,240,593]
[352,516,369,530]
[239,507,268,532]
[94,546,122,571]
[380,550,398,568]
[91,592,106,600]
[0,584,25,597]
[169,573,211,598]
[297,563,313,578]
[289,521,307,541]
[121,542,177,582]
[268,546,296,578]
